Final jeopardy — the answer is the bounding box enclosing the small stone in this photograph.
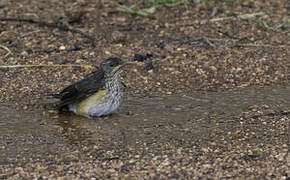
[174,107,182,111]
[276,153,286,161]
[59,46,66,50]
[75,59,83,63]
[21,51,28,56]
[116,17,126,22]
[203,164,211,168]
[210,66,217,72]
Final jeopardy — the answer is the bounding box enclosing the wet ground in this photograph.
[0,0,289,179]
[0,86,289,179]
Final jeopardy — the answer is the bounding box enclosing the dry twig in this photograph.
[208,12,265,23]
[0,44,12,58]
[0,18,97,46]
[0,64,93,69]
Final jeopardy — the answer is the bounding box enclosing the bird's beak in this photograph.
[122,61,141,66]
[112,61,139,75]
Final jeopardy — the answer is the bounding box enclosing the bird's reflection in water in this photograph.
[56,112,127,148]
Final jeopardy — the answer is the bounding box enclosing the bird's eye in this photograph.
[110,63,115,67]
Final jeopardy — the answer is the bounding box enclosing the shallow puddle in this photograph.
[0,86,289,163]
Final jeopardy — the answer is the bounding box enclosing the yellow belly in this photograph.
[76,89,107,116]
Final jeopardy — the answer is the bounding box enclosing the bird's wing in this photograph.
[54,69,105,107]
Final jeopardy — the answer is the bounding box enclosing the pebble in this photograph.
[59,46,66,50]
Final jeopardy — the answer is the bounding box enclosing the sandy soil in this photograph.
[0,0,289,179]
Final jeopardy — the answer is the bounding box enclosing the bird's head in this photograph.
[100,57,135,77]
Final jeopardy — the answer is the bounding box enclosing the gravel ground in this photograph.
[0,0,289,179]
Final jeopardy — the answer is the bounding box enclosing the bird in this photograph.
[53,57,135,118]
